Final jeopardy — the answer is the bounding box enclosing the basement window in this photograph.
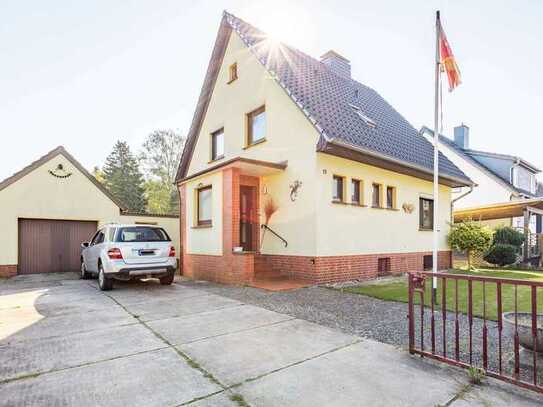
[377,258,391,276]
[349,104,376,128]
[423,255,433,271]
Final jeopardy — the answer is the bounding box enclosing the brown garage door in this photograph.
[18,219,98,274]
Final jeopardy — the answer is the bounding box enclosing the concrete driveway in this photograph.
[1,274,541,407]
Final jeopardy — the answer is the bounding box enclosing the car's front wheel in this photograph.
[98,263,113,291]
[80,259,91,280]
[159,272,174,285]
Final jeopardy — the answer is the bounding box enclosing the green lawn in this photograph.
[342,269,543,321]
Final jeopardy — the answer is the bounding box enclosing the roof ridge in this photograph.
[0,145,128,209]
[0,146,66,191]
[424,126,540,173]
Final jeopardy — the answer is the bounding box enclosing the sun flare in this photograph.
[239,4,315,52]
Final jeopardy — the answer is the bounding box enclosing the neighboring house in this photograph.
[175,12,472,285]
[0,146,179,277]
[421,125,541,232]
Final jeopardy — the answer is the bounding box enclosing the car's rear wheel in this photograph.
[80,259,91,280]
[159,272,174,285]
[98,263,113,291]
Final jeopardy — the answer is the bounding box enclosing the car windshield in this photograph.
[115,227,170,242]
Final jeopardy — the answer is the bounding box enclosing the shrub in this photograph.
[448,221,493,269]
[493,226,524,247]
[467,367,485,385]
[483,243,519,266]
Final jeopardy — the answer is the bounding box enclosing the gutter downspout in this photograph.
[450,185,474,224]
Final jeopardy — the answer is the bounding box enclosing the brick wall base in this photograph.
[0,265,17,278]
[181,250,452,286]
[182,253,254,285]
[257,251,452,284]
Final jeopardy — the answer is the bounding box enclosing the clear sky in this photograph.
[1,0,542,180]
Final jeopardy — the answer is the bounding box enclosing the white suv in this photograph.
[81,224,177,291]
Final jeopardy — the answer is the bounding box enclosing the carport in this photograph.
[454,198,543,263]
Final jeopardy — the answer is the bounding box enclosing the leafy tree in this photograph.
[139,129,185,213]
[92,166,105,184]
[144,180,173,214]
[448,221,493,270]
[102,141,146,212]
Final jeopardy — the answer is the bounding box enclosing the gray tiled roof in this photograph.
[224,12,470,183]
[423,126,535,197]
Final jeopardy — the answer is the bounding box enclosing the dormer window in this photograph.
[349,104,376,128]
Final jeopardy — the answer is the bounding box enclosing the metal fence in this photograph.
[408,271,543,394]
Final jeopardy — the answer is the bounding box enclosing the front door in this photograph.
[240,186,255,251]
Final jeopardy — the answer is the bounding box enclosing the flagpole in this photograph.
[432,10,441,304]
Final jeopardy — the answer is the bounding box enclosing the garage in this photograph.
[18,219,98,274]
[0,146,180,277]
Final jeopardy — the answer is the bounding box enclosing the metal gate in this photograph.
[408,271,543,394]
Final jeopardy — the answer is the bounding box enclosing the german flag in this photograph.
[438,20,462,92]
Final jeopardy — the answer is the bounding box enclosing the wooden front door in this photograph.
[18,219,98,274]
[240,186,256,251]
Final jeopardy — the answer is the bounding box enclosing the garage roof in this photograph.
[0,146,127,210]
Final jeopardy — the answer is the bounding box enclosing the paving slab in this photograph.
[187,392,239,406]
[179,318,359,386]
[0,273,80,293]
[124,293,242,322]
[450,383,543,407]
[4,289,120,317]
[0,286,108,314]
[0,323,165,382]
[1,307,136,344]
[148,304,293,345]
[106,282,204,305]
[238,339,464,407]
[0,348,221,407]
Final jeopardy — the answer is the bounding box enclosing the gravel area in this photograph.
[176,278,543,384]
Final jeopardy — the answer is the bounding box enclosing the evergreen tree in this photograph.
[102,141,146,212]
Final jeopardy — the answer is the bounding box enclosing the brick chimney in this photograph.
[320,50,351,79]
[454,124,470,149]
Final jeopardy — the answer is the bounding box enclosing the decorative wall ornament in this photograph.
[48,163,72,179]
[402,203,415,214]
[289,180,302,202]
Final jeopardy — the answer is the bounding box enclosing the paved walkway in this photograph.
[0,273,541,406]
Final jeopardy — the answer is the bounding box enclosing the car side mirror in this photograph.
[81,242,90,248]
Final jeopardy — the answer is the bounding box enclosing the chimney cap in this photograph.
[320,50,350,63]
